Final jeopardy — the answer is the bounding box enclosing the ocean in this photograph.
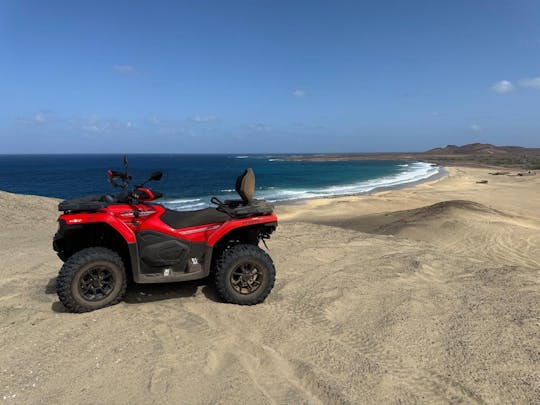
[0,154,440,210]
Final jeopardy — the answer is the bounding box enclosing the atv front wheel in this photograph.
[214,244,275,305]
[56,247,127,313]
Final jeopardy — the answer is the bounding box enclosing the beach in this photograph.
[1,166,539,403]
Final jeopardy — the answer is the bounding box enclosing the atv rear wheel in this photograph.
[214,244,275,305]
[56,247,127,313]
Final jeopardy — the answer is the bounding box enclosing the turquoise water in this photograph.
[0,154,439,210]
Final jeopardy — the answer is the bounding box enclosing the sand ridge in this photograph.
[1,166,539,404]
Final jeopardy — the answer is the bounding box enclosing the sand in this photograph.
[1,167,539,404]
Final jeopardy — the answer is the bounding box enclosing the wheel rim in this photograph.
[78,266,116,301]
[230,262,263,295]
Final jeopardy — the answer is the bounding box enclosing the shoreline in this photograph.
[273,164,447,208]
[0,159,440,208]
[275,164,540,224]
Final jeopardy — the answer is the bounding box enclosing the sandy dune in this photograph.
[1,167,539,404]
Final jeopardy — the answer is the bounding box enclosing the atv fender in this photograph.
[207,213,278,246]
[59,212,136,243]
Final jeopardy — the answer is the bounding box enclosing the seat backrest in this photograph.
[235,168,255,203]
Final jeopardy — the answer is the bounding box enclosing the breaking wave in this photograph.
[161,162,440,211]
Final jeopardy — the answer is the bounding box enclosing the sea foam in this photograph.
[161,161,440,211]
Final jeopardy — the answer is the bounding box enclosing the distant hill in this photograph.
[425,143,536,155]
[289,143,540,169]
[420,143,540,169]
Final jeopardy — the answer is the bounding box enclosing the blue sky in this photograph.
[1,0,539,153]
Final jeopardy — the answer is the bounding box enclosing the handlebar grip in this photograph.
[108,169,124,178]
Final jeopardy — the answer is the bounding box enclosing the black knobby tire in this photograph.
[56,247,127,313]
[214,244,276,305]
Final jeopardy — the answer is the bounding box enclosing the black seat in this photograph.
[210,168,274,218]
[235,168,255,203]
[58,194,110,212]
[160,207,230,229]
[58,192,131,212]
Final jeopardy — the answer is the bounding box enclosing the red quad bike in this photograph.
[53,159,277,313]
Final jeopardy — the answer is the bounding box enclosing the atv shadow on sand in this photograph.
[122,279,219,305]
[47,276,219,312]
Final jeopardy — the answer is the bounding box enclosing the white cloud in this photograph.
[81,124,101,133]
[78,115,134,133]
[519,77,540,89]
[113,64,136,74]
[34,112,47,123]
[491,80,515,94]
[293,122,326,130]
[151,116,162,125]
[24,110,54,125]
[190,115,217,123]
[292,89,305,98]
[160,126,190,136]
[147,116,189,136]
[470,123,481,132]
[247,123,272,133]
[490,76,540,93]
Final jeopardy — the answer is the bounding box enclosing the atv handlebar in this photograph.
[107,162,163,201]
[131,187,163,202]
[107,169,132,189]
